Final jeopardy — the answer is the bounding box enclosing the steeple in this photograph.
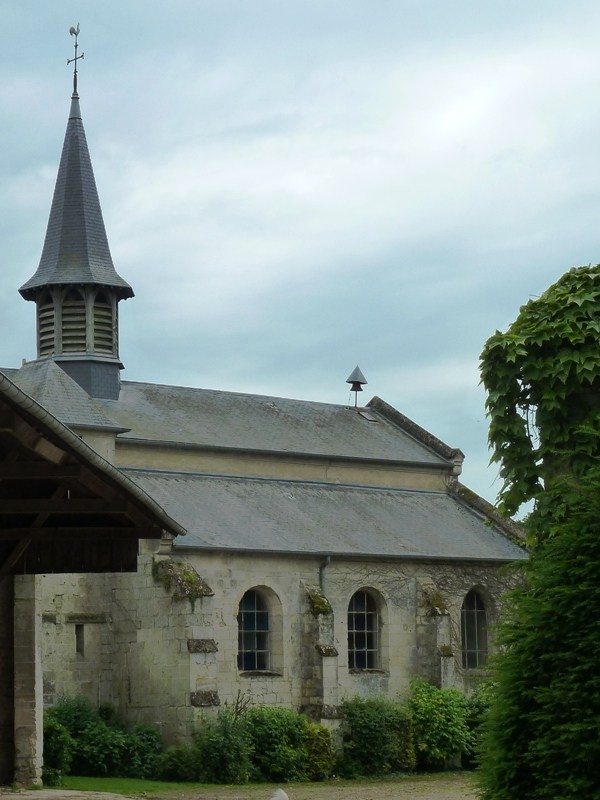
[19,26,133,400]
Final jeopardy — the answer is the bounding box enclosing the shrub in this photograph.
[194,708,252,784]
[45,695,164,779]
[478,467,600,799]
[123,724,164,778]
[70,720,129,776]
[464,681,495,769]
[157,744,201,782]
[408,678,471,770]
[46,695,98,736]
[339,696,415,776]
[305,721,335,781]
[245,706,310,782]
[42,716,74,786]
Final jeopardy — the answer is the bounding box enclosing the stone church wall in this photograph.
[0,576,14,784]
[38,547,515,745]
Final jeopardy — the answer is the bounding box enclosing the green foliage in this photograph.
[339,696,416,776]
[480,263,600,515]
[244,706,311,782]
[193,708,252,783]
[45,696,164,779]
[156,744,201,782]
[46,695,99,736]
[304,722,336,781]
[42,716,74,786]
[463,681,495,769]
[71,720,129,776]
[46,696,333,785]
[408,679,471,771]
[123,725,164,779]
[477,467,600,799]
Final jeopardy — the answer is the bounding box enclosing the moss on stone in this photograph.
[306,586,333,616]
[153,558,214,610]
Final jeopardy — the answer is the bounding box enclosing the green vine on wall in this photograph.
[480,264,600,516]
[152,558,214,610]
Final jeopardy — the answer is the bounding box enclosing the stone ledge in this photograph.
[187,638,218,653]
[315,643,338,657]
[65,613,109,624]
[190,690,220,707]
[320,704,343,719]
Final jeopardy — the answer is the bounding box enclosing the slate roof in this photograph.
[19,95,133,300]
[122,469,526,562]
[2,362,524,563]
[101,380,454,465]
[2,361,124,431]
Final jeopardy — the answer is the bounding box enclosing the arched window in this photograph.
[62,289,86,352]
[348,589,379,669]
[461,589,487,669]
[237,589,270,671]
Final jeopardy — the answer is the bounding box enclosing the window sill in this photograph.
[239,670,283,678]
[348,668,388,675]
[461,666,490,675]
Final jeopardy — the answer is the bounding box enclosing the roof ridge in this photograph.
[367,395,464,468]
[452,481,526,543]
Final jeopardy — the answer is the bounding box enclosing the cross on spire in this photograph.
[67,23,84,96]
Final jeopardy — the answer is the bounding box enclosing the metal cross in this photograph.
[67,23,84,96]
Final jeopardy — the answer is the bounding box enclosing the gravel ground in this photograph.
[0,774,478,800]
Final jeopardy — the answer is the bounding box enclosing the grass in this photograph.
[61,772,473,798]
[63,775,195,794]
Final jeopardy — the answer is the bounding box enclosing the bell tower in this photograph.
[19,26,134,400]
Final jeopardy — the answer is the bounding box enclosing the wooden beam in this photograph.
[0,498,125,514]
[0,411,16,431]
[0,462,82,479]
[0,526,150,541]
[0,538,32,579]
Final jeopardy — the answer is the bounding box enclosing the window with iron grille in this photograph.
[461,589,487,668]
[348,589,379,669]
[237,589,270,671]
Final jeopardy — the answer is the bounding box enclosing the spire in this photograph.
[19,27,133,300]
[18,27,133,400]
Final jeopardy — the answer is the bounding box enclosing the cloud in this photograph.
[3,1,600,509]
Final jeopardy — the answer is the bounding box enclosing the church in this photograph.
[0,35,526,784]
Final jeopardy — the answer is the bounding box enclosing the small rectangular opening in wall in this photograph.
[75,623,84,657]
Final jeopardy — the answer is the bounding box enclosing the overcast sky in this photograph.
[2,1,600,508]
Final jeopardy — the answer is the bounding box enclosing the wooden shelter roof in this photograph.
[0,371,185,576]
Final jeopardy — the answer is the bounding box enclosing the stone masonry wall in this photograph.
[0,576,14,784]
[41,573,116,709]
[38,548,515,745]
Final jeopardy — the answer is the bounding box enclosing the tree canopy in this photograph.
[480,263,600,515]
[478,263,600,799]
[477,468,600,799]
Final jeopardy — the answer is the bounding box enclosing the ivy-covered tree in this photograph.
[477,468,600,799]
[478,263,600,798]
[480,264,600,516]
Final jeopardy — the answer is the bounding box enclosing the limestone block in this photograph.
[187,639,218,653]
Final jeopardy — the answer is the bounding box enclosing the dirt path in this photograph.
[0,774,478,800]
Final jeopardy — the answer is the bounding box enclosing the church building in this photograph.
[0,35,526,783]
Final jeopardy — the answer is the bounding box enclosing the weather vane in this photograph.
[67,23,84,96]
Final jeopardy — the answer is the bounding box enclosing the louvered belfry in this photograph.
[19,89,134,399]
